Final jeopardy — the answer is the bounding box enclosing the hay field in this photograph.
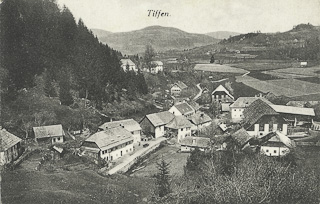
[194,63,247,73]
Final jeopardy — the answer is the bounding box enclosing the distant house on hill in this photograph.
[180,137,211,152]
[169,102,195,118]
[98,119,142,145]
[230,97,272,122]
[139,111,175,138]
[81,127,133,162]
[150,61,163,74]
[120,59,137,72]
[300,62,307,67]
[211,85,234,103]
[0,128,22,165]
[165,116,192,143]
[33,124,65,144]
[171,81,188,96]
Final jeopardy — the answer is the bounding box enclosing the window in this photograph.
[266,149,269,153]
[274,150,277,154]
[181,128,183,131]
[57,137,60,141]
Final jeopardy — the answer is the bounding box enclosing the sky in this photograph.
[57,0,320,34]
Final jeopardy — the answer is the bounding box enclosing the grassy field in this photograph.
[129,145,189,178]
[270,66,320,77]
[230,60,298,71]
[194,64,247,74]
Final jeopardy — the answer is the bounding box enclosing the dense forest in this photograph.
[0,0,148,136]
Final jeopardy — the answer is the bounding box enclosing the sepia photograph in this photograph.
[0,0,320,203]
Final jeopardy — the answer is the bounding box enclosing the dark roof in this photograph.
[174,102,194,115]
[242,99,278,129]
[189,112,212,125]
[231,128,253,147]
[99,119,141,132]
[166,116,193,129]
[0,129,22,152]
[33,125,65,139]
[180,137,210,148]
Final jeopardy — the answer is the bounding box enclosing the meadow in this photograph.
[194,63,247,73]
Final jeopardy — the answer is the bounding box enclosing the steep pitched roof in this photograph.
[230,97,272,108]
[270,105,315,116]
[173,102,194,115]
[33,125,65,139]
[189,112,212,125]
[120,59,135,66]
[231,128,253,148]
[173,81,188,89]
[85,127,133,151]
[99,119,141,132]
[180,137,211,148]
[0,129,22,152]
[211,85,234,99]
[144,111,174,127]
[242,99,278,129]
[166,116,193,129]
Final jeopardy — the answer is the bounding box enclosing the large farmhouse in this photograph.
[211,85,234,103]
[0,128,22,165]
[165,116,192,143]
[169,102,195,118]
[170,81,188,96]
[188,111,212,131]
[81,126,134,161]
[120,59,138,72]
[99,119,142,145]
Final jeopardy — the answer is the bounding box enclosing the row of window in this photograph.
[265,149,286,154]
[101,142,133,155]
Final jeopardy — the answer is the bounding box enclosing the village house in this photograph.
[169,102,195,118]
[188,111,212,131]
[180,137,211,152]
[139,111,175,138]
[241,99,288,137]
[150,61,163,74]
[170,81,188,96]
[98,119,142,145]
[120,59,138,72]
[211,85,234,103]
[260,131,294,157]
[165,116,192,143]
[81,126,134,162]
[33,124,65,144]
[230,97,272,122]
[0,128,22,165]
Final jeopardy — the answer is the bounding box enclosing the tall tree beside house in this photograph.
[144,44,156,71]
[154,157,171,197]
[59,70,73,106]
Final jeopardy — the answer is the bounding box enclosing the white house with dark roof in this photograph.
[166,116,193,143]
[261,131,294,157]
[230,97,272,122]
[150,61,163,73]
[180,137,211,152]
[169,102,195,118]
[33,124,65,144]
[99,119,141,145]
[170,81,188,96]
[139,111,175,138]
[211,85,234,103]
[120,59,137,72]
[0,128,22,165]
[81,126,134,161]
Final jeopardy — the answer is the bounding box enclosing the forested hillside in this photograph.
[0,0,149,136]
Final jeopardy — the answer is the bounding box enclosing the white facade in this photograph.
[261,146,290,157]
[52,136,64,144]
[100,142,134,161]
[177,127,191,143]
[155,125,165,138]
[169,106,183,116]
[231,108,245,121]
[130,130,141,144]
[150,65,163,74]
[247,124,288,137]
[171,85,182,95]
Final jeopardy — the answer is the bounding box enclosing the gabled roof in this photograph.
[211,85,234,99]
[33,125,65,139]
[0,129,22,152]
[231,128,253,148]
[173,102,194,115]
[189,112,212,125]
[230,97,272,108]
[242,99,278,129]
[144,111,175,127]
[180,137,210,148]
[172,81,188,89]
[264,131,295,148]
[85,127,133,151]
[99,119,141,132]
[270,105,315,116]
[120,59,135,66]
[166,116,193,129]
[151,61,163,66]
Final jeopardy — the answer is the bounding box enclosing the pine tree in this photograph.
[154,157,171,197]
[59,70,73,106]
[210,55,215,63]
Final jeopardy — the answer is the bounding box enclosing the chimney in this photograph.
[200,113,204,118]
[192,138,196,146]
